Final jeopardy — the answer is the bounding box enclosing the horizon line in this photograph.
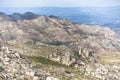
[0,6,120,8]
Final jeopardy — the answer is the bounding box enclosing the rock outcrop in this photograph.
[49,46,95,67]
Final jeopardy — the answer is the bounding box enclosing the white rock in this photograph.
[5,47,11,54]
[46,76,59,80]
[5,57,10,62]
[4,62,9,65]
[33,76,39,80]
[15,53,21,58]
[30,71,35,77]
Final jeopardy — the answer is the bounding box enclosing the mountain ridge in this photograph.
[0,12,120,52]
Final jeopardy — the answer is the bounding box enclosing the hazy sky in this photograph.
[0,0,120,7]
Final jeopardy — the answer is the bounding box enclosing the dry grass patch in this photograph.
[94,51,120,65]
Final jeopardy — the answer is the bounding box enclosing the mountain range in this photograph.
[0,12,120,52]
[0,12,120,80]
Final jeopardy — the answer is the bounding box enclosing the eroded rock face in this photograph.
[49,46,95,67]
[0,45,59,80]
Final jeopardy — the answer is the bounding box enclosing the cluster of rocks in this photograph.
[0,45,59,80]
[49,46,95,67]
[85,63,120,80]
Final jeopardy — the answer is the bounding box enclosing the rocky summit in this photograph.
[0,12,120,80]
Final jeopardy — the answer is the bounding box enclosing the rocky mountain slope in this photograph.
[0,12,120,80]
[0,41,59,80]
[0,12,120,52]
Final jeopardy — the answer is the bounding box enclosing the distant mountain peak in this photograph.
[0,12,12,21]
[22,12,39,20]
[10,12,39,21]
[49,15,60,19]
[0,12,6,15]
